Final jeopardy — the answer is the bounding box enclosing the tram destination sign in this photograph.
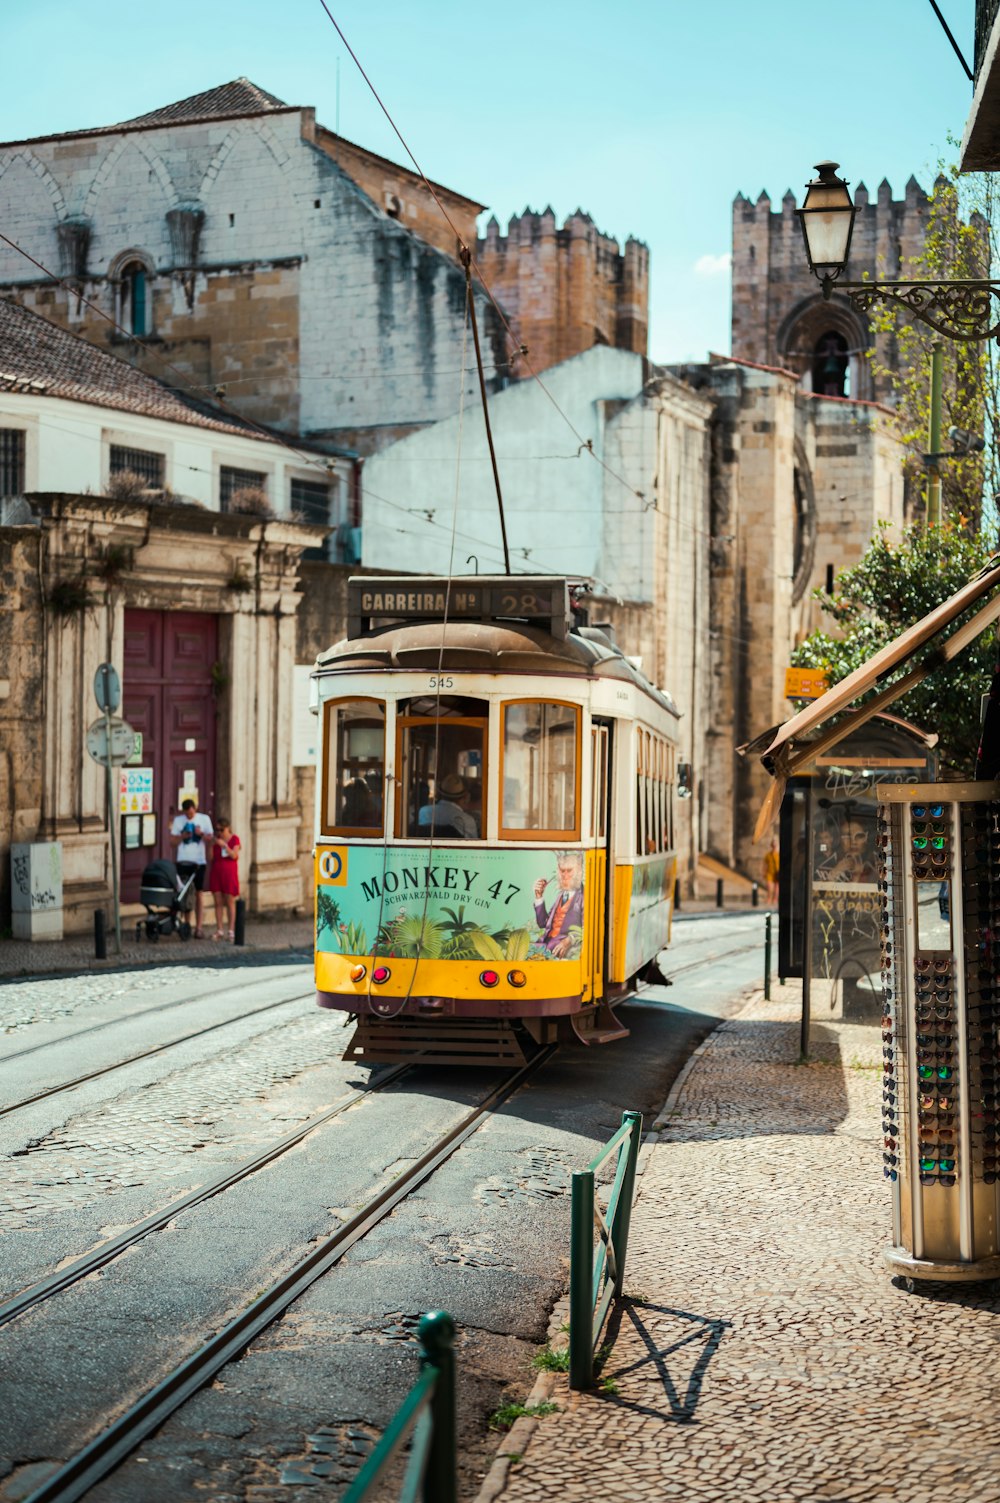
[348,576,571,640]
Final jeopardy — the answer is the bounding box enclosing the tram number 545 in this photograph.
[428,675,454,690]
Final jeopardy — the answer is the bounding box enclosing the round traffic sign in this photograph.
[86,716,138,767]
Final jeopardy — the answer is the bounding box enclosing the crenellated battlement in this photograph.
[477,207,648,374]
[731,174,935,402]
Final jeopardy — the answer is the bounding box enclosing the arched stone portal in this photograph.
[776,295,872,402]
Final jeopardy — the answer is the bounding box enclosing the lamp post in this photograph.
[797,160,1000,341]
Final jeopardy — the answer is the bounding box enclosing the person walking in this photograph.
[169,798,213,938]
[764,836,780,908]
[209,816,241,941]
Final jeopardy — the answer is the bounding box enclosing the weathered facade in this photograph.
[476,209,648,375]
[360,345,907,879]
[731,176,936,402]
[0,78,648,467]
[0,297,347,933]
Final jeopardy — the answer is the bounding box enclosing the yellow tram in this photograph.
[312,577,686,1065]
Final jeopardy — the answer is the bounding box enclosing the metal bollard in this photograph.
[233,898,246,946]
[752,881,759,908]
[569,1169,596,1390]
[764,912,772,1000]
[420,1312,457,1503]
[94,909,107,961]
[673,878,681,912]
[716,877,724,909]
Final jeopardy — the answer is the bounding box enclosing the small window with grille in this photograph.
[220,466,268,513]
[0,429,26,498]
[291,477,334,560]
[109,445,165,487]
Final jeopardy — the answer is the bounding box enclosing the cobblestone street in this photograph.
[480,986,1000,1503]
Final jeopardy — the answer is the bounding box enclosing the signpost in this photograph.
[86,664,135,956]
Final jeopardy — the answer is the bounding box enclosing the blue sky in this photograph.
[1,1,976,361]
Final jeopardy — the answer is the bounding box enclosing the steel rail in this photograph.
[0,1062,411,1330]
[23,1045,556,1503]
[1,987,316,1119]
[2,962,313,1065]
[656,938,763,981]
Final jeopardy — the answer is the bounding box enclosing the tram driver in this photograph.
[418,773,478,839]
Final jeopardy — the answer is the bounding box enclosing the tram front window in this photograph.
[322,698,385,835]
[397,696,488,839]
[501,701,580,839]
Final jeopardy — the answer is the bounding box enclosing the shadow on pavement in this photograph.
[598,1299,731,1423]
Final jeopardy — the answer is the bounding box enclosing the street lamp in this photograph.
[797,162,856,298]
[798,159,1000,342]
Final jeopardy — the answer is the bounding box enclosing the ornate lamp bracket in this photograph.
[823,278,1000,342]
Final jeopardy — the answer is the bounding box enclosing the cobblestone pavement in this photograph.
[1,962,277,1036]
[479,984,1000,1503]
[0,915,315,981]
[3,1008,345,1227]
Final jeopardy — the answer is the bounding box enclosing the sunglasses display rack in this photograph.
[878,782,1000,1282]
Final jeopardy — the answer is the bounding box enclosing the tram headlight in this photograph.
[372,965,391,984]
[479,969,500,988]
[350,963,367,982]
[507,969,527,987]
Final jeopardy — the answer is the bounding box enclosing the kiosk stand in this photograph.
[879,782,1000,1282]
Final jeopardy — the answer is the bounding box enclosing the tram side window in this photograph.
[322,699,385,835]
[501,701,580,839]
[397,696,488,839]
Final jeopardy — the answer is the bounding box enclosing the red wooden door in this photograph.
[121,609,218,900]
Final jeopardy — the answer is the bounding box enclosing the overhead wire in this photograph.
[314,2,655,517]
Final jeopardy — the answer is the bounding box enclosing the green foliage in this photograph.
[488,1400,558,1432]
[339,919,369,954]
[791,516,997,774]
[316,890,341,938]
[866,151,996,520]
[374,913,444,958]
[532,1345,570,1372]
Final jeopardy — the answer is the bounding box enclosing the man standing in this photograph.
[533,851,585,958]
[170,798,213,938]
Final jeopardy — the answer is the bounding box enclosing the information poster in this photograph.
[119,767,153,814]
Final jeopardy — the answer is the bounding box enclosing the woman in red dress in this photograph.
[209,817,241,940]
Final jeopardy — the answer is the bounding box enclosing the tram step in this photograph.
[343,1015,530,1067]
[570,1002,630,1046]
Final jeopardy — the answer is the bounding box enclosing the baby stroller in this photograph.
[136,858,196,942]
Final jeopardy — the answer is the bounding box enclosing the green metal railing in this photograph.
[569,1109,642,1389]
[343,1310,456,1503]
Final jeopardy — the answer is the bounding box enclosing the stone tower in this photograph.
[476,208,648,375]
[731,174,935,403]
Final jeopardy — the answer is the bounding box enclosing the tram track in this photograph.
[0,1060,410,1330]
[20,1045,557,1503]
[0,985,317,1120]
[1,963,312,1066]
[661,936,764,981]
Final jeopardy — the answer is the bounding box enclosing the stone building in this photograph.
[731,175,935,402]
[0,297,345,932]
[359,345,907,879]
[476,209,648,374]
[0,78,648,466]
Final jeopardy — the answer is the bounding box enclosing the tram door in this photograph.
[589,722,613,1001]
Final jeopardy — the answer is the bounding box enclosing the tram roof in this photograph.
[315,618,680,718]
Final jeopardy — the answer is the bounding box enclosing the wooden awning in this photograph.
[746,553,1000,841]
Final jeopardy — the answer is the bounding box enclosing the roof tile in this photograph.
[0,297,278,442]
[115,77,289,128]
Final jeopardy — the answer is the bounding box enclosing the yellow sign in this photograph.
[316,846,348,886]
[785,666,829,700]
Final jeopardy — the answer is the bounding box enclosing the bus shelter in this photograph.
[778,714,937,1022]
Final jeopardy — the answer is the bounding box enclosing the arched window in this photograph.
[120,260,149,337]
[812,331,850,398]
